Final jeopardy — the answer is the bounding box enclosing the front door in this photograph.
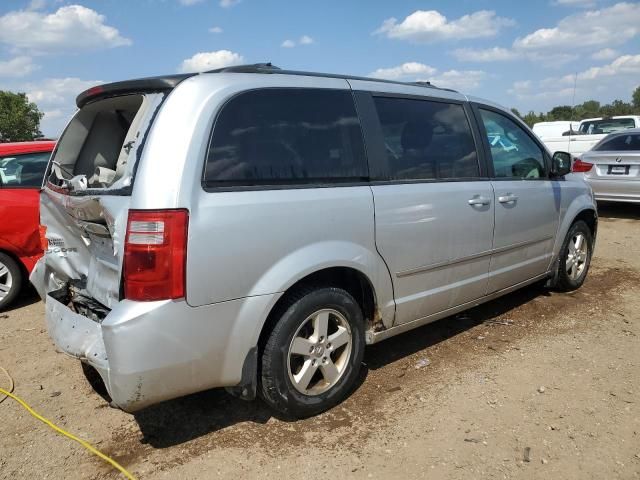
[475,106,560,293]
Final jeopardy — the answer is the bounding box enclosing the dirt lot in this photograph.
[1,203,639,480]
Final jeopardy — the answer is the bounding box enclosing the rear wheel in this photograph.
[260,286,365,418]
[555,220,592,291]
[0,253,22,311]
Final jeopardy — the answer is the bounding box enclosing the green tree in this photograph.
[548,105,573,120]
[510,108,522,119]
[0,91,43,142]
[581,100,600,117]
[522,111,541,127]
[633,86,640,110]
[600,100,634,117]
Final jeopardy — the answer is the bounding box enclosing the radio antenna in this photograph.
[570,72,578,123]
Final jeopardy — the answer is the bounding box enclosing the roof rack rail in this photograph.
[205,62,281,74]
[203,63,458,93]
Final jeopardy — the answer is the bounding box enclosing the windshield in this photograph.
[579,118,636,135]
[593,133,640,152]
[0,151,51,188]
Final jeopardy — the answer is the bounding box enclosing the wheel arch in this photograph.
[257,266,380,354]
[550,190,598,266]
[0,248,29,283]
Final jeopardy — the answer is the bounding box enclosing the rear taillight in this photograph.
[572,159,594,173]
[124,209,188,301]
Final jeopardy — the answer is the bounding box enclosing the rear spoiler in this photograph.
[76,74,195,108]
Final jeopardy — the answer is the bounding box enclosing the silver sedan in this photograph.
[574,129,640,203]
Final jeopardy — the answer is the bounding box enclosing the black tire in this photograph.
[260,286,365,418]
[555,220,593,292]
[0,253,22,311]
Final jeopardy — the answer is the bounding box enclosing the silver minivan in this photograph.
[32,64,597,418]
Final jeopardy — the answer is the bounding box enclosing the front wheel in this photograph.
[260,286,365,418]
[555,220,593,291]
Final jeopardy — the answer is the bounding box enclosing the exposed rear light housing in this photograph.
[124,209,188,301]
[572,158,594,173]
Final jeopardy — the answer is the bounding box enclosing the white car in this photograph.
[532,121,579,139]
[541,116,640,157]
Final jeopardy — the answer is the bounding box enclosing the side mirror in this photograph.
[551,151,571,177]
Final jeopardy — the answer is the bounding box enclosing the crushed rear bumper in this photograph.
[44,285,279,412]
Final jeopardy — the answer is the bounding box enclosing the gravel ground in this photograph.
[1,202,639,480]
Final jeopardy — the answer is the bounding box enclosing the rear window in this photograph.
[579,118,636,134]
[593,133,640,152]
[0,151,50,188]
[204,88,368,187]
[46,94,147,191]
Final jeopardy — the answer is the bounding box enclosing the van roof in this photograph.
[76,63,458,108]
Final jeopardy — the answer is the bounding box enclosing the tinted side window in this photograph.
[373,97,479,180]
[594,133,640,152]
[479,109,546,179]
[205,88,367,187]
[0,152,50,188]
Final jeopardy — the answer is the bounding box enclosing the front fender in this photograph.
[549,191,597,269]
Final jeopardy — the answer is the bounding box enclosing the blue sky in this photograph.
[0,0,638,137]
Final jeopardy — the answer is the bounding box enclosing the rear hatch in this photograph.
[31,76,190,314]
[582,152,640,180]
[581,131,640,181]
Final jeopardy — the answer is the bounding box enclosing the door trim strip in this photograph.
[395,235,554,278]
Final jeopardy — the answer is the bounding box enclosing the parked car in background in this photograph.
[0,141,55,310]
[533,121,580,139]
[572,129,640,203]
[540,116,640,158]
[32,65,596,417]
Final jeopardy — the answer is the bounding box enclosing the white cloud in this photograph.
[0,5,131,54]
[220,0,241,7]
[430,70,486,91]
[514,2,640,52]
[552,0,597,7]
[574,54,640,82]
[178,50,244,73]
[369,62,485,91]
[22,77,102,137]
[209,26,223,34]
[509,54,640,102]
[281,36,314,48]
[370,62,437,80]
[0,56,38,77]
[453,3,639,67]
[452,47,518,62]
[179,0,205,5]
[591,48,618,60]
[27,0,47,10]
[374,10,515,43]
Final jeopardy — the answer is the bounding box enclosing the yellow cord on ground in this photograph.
[0,367,137,480]
[0,366,14,404]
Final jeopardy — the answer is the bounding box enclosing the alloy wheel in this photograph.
[566,232,588,281]
[287,308,353,396]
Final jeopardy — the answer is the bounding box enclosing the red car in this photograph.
[0,141,55,310]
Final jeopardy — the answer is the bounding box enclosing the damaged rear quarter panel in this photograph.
[38,189,130,308]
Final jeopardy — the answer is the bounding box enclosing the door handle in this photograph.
[498,194,518,203]
[468,196,491,206]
